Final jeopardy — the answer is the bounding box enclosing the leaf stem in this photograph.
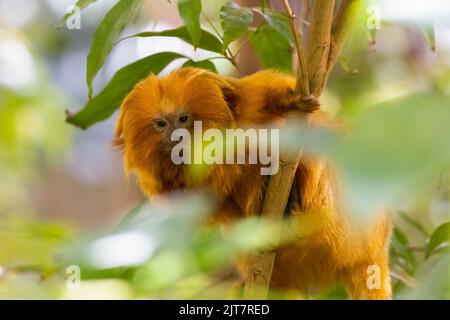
[201,12,223,41]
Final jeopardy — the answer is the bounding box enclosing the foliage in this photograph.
[86,0,144,98]
[178,0,203,47]
[0,0,449,300]
[220,2,253,50]
[59,0,450,299]
[66,0,295,129]
[67,52,185,128]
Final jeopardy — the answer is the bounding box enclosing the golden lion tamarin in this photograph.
[114,67,392,299]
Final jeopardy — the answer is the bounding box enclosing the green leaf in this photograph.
[253,9,294,44]
[393,227,409,246]
[182,59,217,73]
[177,0,202,47]
[59,0,98,26]
[121,27,223,54]
[399,212,429,237]
[426,222,450,258]
[391,227,416,272]
[249,25,292,71]
[86,0,144,98]
[220,2,253,50]
[67,52,185,129]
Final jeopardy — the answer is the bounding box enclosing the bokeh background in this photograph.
[0,0,449,299]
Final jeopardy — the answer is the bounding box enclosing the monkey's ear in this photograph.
[113,106,126,149]
[207,73,241,113]
[220,79,241,113]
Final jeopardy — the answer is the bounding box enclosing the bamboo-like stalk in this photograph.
[243,0,309,300]
[242,150,303,299]
[243,0,361,300]
[305,0,336,96]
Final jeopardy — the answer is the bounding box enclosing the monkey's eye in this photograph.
[154,119,168,129]
[178,113,190,124]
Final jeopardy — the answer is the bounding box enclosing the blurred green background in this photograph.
[0,0,449,299]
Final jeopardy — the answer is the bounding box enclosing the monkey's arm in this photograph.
[236,70,323,125]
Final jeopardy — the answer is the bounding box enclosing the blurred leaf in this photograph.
[227,218,282,251]
[67,52,184,129]
[183,59,217,73]
[62,279,132,299]
[253,9,294,44]
[426,222,450,258]
[63,192,213,269]
[391,227,416,272]
[430,245,450,256]
[63,199,288,295]
[117,199,148,229]
[86,0,144,98]
[0,216,73,270]
[367,27,377,51]
[59,0,98,25]
[418,24,436,52]
[397,253,450,299]
[390,268,418,289]
[331,93,450,214]
[178,0,202,47]
[131,217,286,294]
[339,57,351,74]
[121,27,223,53]
[249,25,292,71]
[220,2,254,50]
[133,251,192,292]
[314,286,348,300]
[399,212,429,237]
[338,56,358,76]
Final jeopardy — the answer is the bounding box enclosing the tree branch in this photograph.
[243,151,303,299]
[305,0,336,96]
[243,0,308,300]
[242,0,359,300]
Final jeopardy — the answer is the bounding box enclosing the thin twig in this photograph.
[201,12,223,41]
[202,11,241,74]
[408,247,426,252]
[225,48,242,75]
[234,37,251,58]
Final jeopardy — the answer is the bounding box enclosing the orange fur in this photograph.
[114,68,392,299]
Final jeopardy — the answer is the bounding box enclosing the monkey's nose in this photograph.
[166,135,182,144]
[166,139,177,147]
[164,137,180,152]
[166,131,183,144]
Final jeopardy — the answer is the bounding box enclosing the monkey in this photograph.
[114,67,392,300]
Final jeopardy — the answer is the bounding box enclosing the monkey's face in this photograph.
[114,68,240,185]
